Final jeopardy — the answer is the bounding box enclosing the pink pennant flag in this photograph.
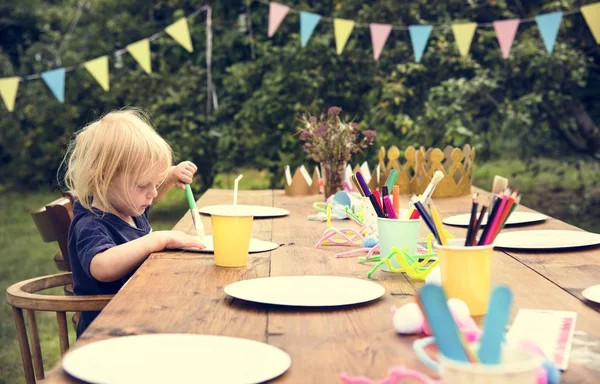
[370,23,392,60]
[493,19,520,59]
[268,2,290,37]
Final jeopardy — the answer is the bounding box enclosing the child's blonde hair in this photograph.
[63,108,173,212]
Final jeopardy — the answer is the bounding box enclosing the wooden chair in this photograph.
[6,272,113,384]
[31,196,74,273]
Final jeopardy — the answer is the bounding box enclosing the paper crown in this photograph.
[284,165,321,196]
[373,144,476,197]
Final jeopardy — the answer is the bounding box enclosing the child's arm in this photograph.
[89,230,203,282]
[156,161,198,201]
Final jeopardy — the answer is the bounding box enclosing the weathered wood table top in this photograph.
[47,188,600,383]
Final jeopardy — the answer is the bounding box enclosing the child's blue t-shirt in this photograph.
[68,200,151,337]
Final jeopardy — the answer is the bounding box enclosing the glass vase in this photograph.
[321,160,346,199]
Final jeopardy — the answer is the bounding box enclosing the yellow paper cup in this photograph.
[435,238,493,316]
[440,344,542,384]
[211,212,254,267]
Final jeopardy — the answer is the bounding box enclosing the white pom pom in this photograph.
[447,298,470,318]
[392,302,424,334]
[425,266,441,285]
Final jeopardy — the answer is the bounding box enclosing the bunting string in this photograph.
[264,0,600,60]
[0,5,212,113]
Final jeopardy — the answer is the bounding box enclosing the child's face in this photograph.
[109,169,165,217]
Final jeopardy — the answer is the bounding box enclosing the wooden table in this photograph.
[47,188,600,383]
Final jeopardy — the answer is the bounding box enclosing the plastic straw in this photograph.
[233,174,243,208]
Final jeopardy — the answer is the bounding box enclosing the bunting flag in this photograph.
[126,39,152,74]
[165,18,194,52]
[409,25,433,63]
[268,2,290,37]
[334,19,355,55]
[0,77,20,112]
[370,24,392,60]
[581,3,600,44]
[535,12,563,53]
[41,68,66,103]
[452,22,477,57]
[300,11,321,47]
[83,56,109,91]
[493,19,520,59]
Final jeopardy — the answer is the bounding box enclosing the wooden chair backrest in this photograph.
[5,272,113,384]
[30,196,74,271]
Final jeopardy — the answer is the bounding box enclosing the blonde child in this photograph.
[63,108,205,336]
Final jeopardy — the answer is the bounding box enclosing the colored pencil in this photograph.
[410,196,441,244]
[464,193,479,246]
[469,202,488,246]
[428,201,448,246]
[477,191,505,246]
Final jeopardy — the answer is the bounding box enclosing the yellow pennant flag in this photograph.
[165,18,193,52]
[334,18,355,55]
[0,77,20,112]
[126,39,152,74]
[452,22,477,57]
[582,3,600,44]
[84,56,109,91]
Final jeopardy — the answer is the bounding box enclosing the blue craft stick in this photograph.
[418,284,470,363]
[355,171,371,197]
[478,285,513,364]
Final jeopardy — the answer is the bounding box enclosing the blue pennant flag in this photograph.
[409,25,433,63]
[41,68,66,103]
[535,12,563,53]
[300,11,322,47]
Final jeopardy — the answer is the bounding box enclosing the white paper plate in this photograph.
[186,235,279,253]
[199,204,290,218]
[224,275,385,307]
[442,211,548,227]
[582,284,600,304]
[493,230,600,250]
[62,334,291,384]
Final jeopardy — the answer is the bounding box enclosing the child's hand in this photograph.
[155,230,206,250]
[169,161,198,190]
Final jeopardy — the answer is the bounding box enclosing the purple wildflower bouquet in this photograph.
[297,106,376,197]
[297,106,376,164]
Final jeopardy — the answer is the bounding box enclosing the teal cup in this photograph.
[377,218,420,272]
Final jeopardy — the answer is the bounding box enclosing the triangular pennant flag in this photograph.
[535,12,563,53]
[581,3,600,44]
[452,22,477,57]
[83,56,109,91]
[126,39,152,74]
[0,77,20,112]
[268,2,290,37]
[493,19,520,59]
[409,25,433,63]
[41,68,66,103]
[334,18,355,55]
[165,18,193,52]
[370,23,392,60]
[300,11,321,47]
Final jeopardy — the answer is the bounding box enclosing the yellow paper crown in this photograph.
[372,144,476,197]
